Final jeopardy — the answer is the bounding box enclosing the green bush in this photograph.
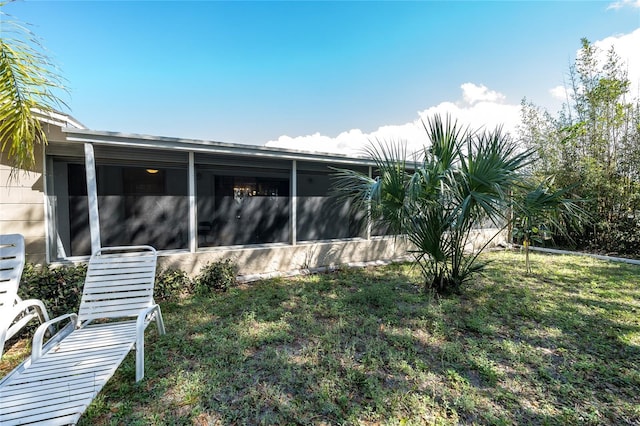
[18,259,237,320]
[194,259,238,295]
[555,216,640,258]
[19,263,87,318]
[154,267,193,302]
[589,217,640,257]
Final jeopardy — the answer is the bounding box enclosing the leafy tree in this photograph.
[333,115,534,294]
[519,38,640,256]
[0,2,67,173]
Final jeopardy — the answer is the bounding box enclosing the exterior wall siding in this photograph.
[0,145,47,264]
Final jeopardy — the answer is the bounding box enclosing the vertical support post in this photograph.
[367,166,372,240]
[84,143,101,255]
[290,160,297,246]
[188,152,197,253]
[42,148,51,263]
[507,189,513,245]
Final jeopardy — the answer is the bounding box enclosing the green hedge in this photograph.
[19,263,87,319]
[18,260,237,319]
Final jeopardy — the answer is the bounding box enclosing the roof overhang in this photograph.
[35,109,86,130]
[61,127,378,166]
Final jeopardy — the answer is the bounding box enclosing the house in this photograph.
[1,112,416,278]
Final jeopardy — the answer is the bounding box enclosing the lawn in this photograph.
[2,250,639,425]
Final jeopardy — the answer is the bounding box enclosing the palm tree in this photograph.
[0,3,67,174]
[512,177,589,273]
[333,114,534,294]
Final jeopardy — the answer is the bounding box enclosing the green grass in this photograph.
[2,250,639,425]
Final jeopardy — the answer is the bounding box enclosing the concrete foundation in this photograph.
[157,237,412,278]
[156,228,508,279]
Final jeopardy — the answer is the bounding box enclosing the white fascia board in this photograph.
[34,109,87,129]
[61,128,377,167]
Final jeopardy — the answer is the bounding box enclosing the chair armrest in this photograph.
[5,299,50,341]
[12,298,49,319]
[32,313,78,362]
[136,304,162,337]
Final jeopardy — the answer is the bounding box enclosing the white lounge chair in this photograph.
[0,233,50,359]
[0,245,165,426]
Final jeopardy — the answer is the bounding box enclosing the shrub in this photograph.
[333,115,536,294]
[18,259,237,320]
[194,259,238,295]
[19,263,87,318]
[154,267,193,302]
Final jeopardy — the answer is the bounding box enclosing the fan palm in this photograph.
[512,177,589,273]
[333,114,534,294]
[0,4,67,173]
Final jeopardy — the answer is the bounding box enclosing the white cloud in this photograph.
[265,119,426,157]
[607,0,640,10]
[549,85,571,101]
[442,83,520,136]
[265,83,521,156]
[461,82,506,105]
[268,130,371,158]
[420,97,520,138]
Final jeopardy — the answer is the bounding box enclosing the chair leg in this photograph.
[37,305,50,324]
[155,311,166,336]
[135,305,164,382]
[0,327,6,359]
[135,335,144,382]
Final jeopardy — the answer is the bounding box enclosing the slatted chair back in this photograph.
[0,234,25,320]
[78,245,158,324]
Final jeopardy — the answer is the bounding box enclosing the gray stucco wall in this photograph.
[157,237,411,278]
[156,228,508,279]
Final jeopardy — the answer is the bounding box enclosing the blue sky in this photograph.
[4,1,640,153]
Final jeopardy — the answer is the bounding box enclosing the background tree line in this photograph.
[520,38,640,257]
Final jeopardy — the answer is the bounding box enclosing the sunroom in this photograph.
[34,122,408,277]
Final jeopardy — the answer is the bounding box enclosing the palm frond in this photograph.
[456,127,534,226]
[422,114,468,173]
[513,176,591,243]
[329,167,376,215]
[331,113,545,294]
[0,9,68,172]
[407,207,450,263]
